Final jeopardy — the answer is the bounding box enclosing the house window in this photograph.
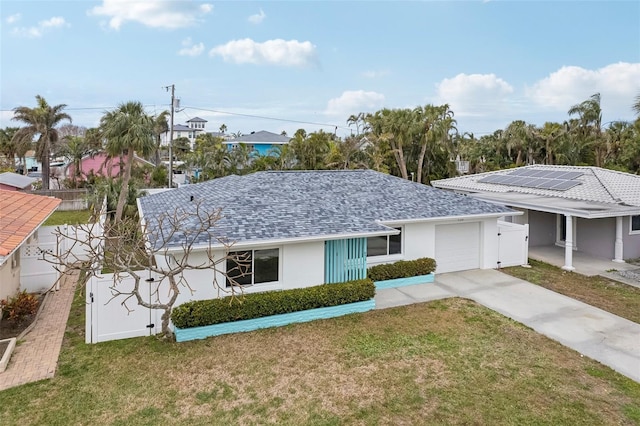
[226,249,279,287]
[367,228,402,257]
[631,215,640,235]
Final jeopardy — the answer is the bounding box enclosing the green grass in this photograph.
[1,286,639,425]
[503,259,640,323]
[43,209,92,226]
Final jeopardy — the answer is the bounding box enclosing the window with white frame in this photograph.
[367,228,402,257]
[226,249,279,287]
[631,215,640,234]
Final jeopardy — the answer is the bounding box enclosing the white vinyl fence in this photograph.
[85,271,165,343]
[497,221,529,268]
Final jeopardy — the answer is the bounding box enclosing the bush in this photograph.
[367,257,436,281]
[171,278,375,329]
[0,290,40,322]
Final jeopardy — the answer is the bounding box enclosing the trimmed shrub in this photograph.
[171,278,375,329]
[0,290,40,322]
[367,257,436,281]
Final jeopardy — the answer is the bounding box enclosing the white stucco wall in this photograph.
[0,254,21,301]
[281,242,325,290]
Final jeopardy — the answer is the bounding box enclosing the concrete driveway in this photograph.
[375,269,640,383]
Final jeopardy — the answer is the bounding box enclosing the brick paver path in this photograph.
[0,270,78,391]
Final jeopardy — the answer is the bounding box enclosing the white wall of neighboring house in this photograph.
[0,253,21,301]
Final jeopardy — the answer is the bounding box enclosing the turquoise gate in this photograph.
[324,238,367,283]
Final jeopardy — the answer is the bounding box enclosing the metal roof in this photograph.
[432,165,640,218]
[137,170,513,250]
[0,172,37,189]
[223,131,291,145]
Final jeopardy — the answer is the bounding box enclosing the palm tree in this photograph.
[11,96,72,189]
[568,93,604,166]
[151,111,169,166]
[58,135,91,187]
[633,93,640,117]
[100,101,154,223]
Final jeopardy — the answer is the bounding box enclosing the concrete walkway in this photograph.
[375,269,640,383]
[0,270,78,391]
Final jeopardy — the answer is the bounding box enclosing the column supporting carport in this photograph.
[613,216,625,263]
[561,214,575,271]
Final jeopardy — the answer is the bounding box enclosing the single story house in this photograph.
[65,152,156,180]
[223,131,291,156]
[0,172,37,191]
[432,165,640,270]
[0,190,61,300]
[137,170,519,305]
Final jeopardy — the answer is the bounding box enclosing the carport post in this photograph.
[562,215,575,271]
[613,216,625,263]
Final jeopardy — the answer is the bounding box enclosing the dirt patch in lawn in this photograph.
[503,259,640,323]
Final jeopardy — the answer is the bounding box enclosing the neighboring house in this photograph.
[161,117,208,150]
[0,172,37,191]
[137,170,518,306]
[223,131,291,156]
[0,190,61,300]
[432,165,640,270]
[65,152,156,180]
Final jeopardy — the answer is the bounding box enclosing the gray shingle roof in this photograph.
[224,131,291,145]
[137,170,513,249]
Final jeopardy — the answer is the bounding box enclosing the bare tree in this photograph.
[46,200,248,338]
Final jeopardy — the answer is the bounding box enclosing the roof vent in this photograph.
[190,195,194,202]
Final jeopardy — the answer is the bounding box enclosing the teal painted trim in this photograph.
[174,299,375,342]
[324,238,367,283]
[374,273,435,290]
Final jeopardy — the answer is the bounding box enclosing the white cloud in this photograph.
[6,13,21,24]
[178,37,204,56]
[362,70,390,79]
[526,62,640,118]
[209,38,318,68]
[325,90,386,117]
[434,73,514,117]
[11,16,69,38]
[248,9,266,24]
[88,0,213,30]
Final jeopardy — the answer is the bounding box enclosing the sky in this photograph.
[1,0,639,139]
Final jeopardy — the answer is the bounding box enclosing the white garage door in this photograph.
[435,222,481,273]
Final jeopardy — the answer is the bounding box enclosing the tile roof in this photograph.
[137,170,513,250]
[0,172,37,189]
[0,190,61,257]
[432,165,640,207]
[224,131,291,145]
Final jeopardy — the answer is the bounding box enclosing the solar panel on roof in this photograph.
[478,175,502,183]
[551,180,581,190]
[527,170,548,178]
[544,171,566,179]
[556,171,583,180]
[507,168,531,176]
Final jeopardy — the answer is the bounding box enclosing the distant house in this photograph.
[223,131,291,156]
[432,165,640,270]
[161,117,208,150]
[0,190,61,300]
[65,152,156,180]
[0,172,37,191]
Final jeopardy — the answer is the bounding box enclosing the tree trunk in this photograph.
[41,141,50,190]
[114,149,134,223]
[416,137,428,184]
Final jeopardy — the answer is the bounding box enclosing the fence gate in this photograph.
[86,271,164,343]
[497,221,529,268]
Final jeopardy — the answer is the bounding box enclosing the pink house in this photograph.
[65,152,156,180]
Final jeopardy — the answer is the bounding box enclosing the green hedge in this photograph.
[367,257,436,281]
[171,278,375,329]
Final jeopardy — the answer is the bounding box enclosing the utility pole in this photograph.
[164,84,175,188]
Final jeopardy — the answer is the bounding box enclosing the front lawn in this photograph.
[0,288,639,424]
[503,259,640,324]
